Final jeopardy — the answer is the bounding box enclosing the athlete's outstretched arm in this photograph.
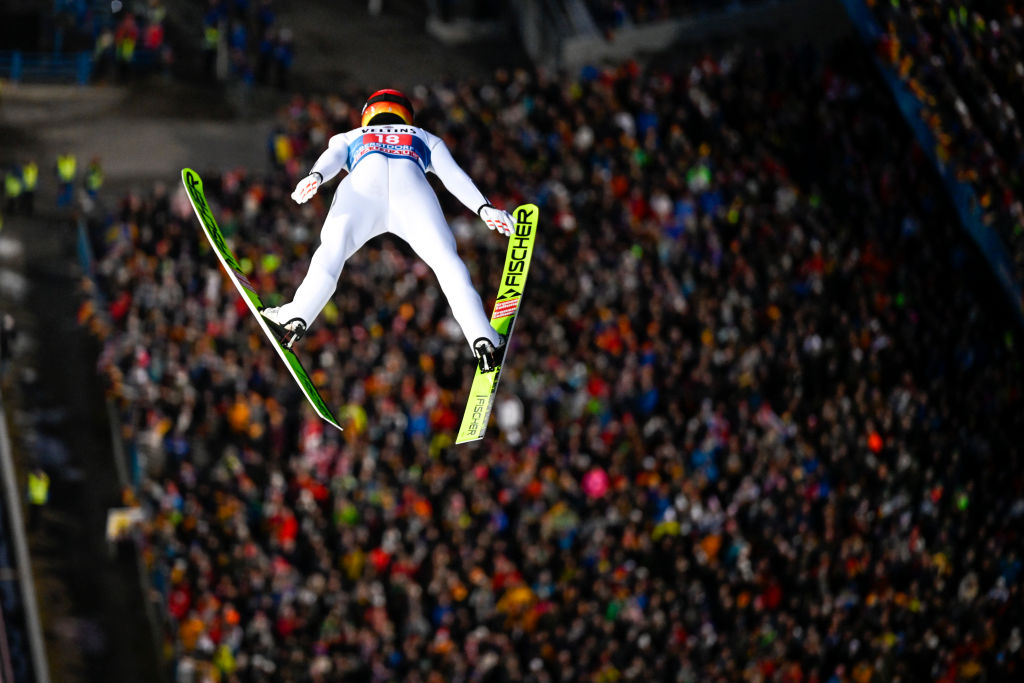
[310,135,350,182]
[293,135,351,204]
[428,138,513,236]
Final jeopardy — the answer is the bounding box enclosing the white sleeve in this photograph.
[309,132,351,181]
[427,133,489,214]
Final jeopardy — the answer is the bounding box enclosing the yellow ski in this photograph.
[456,204,539,444]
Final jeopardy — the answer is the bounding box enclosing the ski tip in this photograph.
[181,167,202,187]
[513,203,540,224]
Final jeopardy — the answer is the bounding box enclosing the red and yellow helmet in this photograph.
[361,89,414,127]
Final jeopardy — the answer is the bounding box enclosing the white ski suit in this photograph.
[278,124,505,348]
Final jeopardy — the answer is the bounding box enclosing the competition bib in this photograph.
[349,131,431,172]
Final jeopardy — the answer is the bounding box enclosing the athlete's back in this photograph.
[266,89,515,373]
[317,124,485,216]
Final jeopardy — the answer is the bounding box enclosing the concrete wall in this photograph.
[560,0,853,70]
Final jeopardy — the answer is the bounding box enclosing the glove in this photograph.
[291,172,322,204]
[478,204,514,237]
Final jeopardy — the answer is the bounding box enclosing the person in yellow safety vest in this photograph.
[117,33,137,64]
[213,643,236,677]
[56,153,77,207]
[21,160,38,216]
[114,12,139,80]
[203,23,220,80]
[4,166,23,216]
[27,466,49,530]
[84,157,104,198]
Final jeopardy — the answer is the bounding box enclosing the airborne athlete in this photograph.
[259,89,514,371]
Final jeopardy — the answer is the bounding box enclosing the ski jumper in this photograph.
[277,124,501,348]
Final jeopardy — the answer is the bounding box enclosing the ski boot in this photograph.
[472,334,507,373]
[259,307,307,349]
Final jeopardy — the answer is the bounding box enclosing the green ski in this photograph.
[181,168,342,431]
[456,204,539,444]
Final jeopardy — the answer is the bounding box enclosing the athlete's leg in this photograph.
[389,180,499,349]
[278,180,384,326]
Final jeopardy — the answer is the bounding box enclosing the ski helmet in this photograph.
[361,89,414,127]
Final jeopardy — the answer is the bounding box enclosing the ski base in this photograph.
[456,204,539,444]
[181,168,342,431]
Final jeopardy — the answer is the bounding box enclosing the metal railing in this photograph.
[0,385,50,683]
[0,51,92,85]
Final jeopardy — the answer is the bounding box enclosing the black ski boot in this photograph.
[259,307,307,349]
[472,334,507,373]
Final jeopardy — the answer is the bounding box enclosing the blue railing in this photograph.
[0,51,92,85]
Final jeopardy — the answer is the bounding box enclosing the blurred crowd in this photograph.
[49,0,172,80]
[869,0,1024,283]
[201,0,294,88]
[48,0,292,85]
[79,38,1023,682]
[92,0,172,80]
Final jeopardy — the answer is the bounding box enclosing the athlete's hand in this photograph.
[479,204,514,237]
[291,172,322,204]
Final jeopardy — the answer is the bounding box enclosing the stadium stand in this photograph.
[864,0,1024,287]
[77,34,1024,680]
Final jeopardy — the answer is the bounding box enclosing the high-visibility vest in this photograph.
[4,172,22,198]
[117,36,136,62]
[273,134,293,164]
[86,164,104,192]
[28,471,49,505]
[204,25,219,50]
[22,162,38,191]
[213,644,236,675]
[57,155,77,182]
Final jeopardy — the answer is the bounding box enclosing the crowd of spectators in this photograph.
[79,38,1024,681]
[869,0,1024,284]
[49,0,172,81]
[201,0,294,88]
[49,0,291,85]
[92,0,172,80]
